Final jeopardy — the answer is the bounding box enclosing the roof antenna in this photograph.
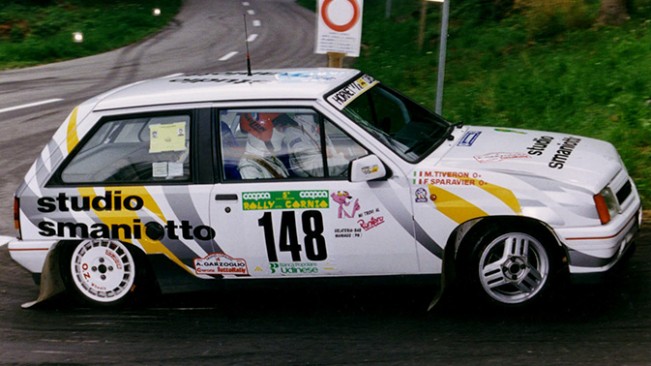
[243,13,252,76]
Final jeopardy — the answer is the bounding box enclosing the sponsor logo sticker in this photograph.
[194,253,248,275]
[415,187,429,202]
[270,262,318,275]
[242,190,329,211]
[474,152,531,163]
[458,131,481,147]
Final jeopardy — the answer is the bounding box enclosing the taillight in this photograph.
[13,196,21,239]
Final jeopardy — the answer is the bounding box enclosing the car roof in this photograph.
[93,68,362,111]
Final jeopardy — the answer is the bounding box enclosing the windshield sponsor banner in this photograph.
[327,74,378,110]
[242,190,330,211]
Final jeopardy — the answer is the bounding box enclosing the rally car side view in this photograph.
[8,68,641,308]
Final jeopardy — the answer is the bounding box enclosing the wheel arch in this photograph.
[29,239,158,307]
[441,216,568,290]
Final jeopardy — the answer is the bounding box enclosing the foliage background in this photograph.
[0,0,181,69]
[303,0,651,205]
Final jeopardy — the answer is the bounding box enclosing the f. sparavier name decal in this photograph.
[327,74,378,109]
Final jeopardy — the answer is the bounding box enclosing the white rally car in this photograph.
[8,68,641,308]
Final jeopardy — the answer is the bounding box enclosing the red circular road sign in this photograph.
[321,0,360,33]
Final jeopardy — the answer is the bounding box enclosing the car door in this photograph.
[206,106,419,279]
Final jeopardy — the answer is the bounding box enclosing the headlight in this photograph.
[594,187,618,225]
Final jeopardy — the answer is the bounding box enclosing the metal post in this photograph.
[435,0,449,115]
[385,0,392,18]
[417,0,428,51]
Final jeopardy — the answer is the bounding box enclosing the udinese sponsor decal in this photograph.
[270,262,318,274]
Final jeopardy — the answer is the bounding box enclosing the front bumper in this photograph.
[557,206,641,274]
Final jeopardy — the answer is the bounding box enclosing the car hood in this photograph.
[433,126,622,193]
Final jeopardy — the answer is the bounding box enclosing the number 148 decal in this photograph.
[258,211,327,262]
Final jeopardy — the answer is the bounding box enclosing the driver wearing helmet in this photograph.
[238,112,289,179]
[237,112,349,179]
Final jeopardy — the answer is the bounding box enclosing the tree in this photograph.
[597,0,629,25]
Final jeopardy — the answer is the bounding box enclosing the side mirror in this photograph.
[349,155,388,182]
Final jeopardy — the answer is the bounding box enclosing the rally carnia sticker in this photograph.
[242,190,329,210]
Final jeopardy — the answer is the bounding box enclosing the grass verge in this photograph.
[0,0,182,70]
[301,0,651,206]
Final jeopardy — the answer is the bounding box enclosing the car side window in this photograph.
[59,114,191,184]
[218,108,367,181]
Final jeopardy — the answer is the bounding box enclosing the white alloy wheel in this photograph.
[69,239,136,305]
[477,232,550,305]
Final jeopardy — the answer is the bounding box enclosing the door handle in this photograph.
[215,194,238,201]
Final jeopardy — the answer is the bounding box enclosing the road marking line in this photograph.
[247,34,258,42]
[0,98,64,114]
[219,51,239,61]
[242,1,250,6]
[253,19,261,27]
[247,9,255,15]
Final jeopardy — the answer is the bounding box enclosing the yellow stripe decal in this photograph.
[428,185,488,224]
[78,187,192,274]
[66,107,80,154]
[437,175,521,215]
[478,181,522,214]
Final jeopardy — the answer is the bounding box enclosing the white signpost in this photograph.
[316,0,364,66]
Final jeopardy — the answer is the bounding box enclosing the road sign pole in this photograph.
[435,0,449,115]
[327,52,345,68]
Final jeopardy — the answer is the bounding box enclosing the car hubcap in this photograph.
[478,232,549,304]
[70,239,135,303]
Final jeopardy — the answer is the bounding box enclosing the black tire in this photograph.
[463,226,560,307]
[61,239,142,307]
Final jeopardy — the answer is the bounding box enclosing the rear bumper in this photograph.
[7,239,56,273]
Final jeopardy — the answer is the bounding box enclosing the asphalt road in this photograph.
[2,1,651,365]
[1,229,650,365]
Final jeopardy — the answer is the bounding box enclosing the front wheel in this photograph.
[467,229,558,306]
[64,239,138,306]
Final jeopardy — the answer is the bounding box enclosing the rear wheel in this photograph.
[64,239,138,306]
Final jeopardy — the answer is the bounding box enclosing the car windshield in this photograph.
[336,82,451,162]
